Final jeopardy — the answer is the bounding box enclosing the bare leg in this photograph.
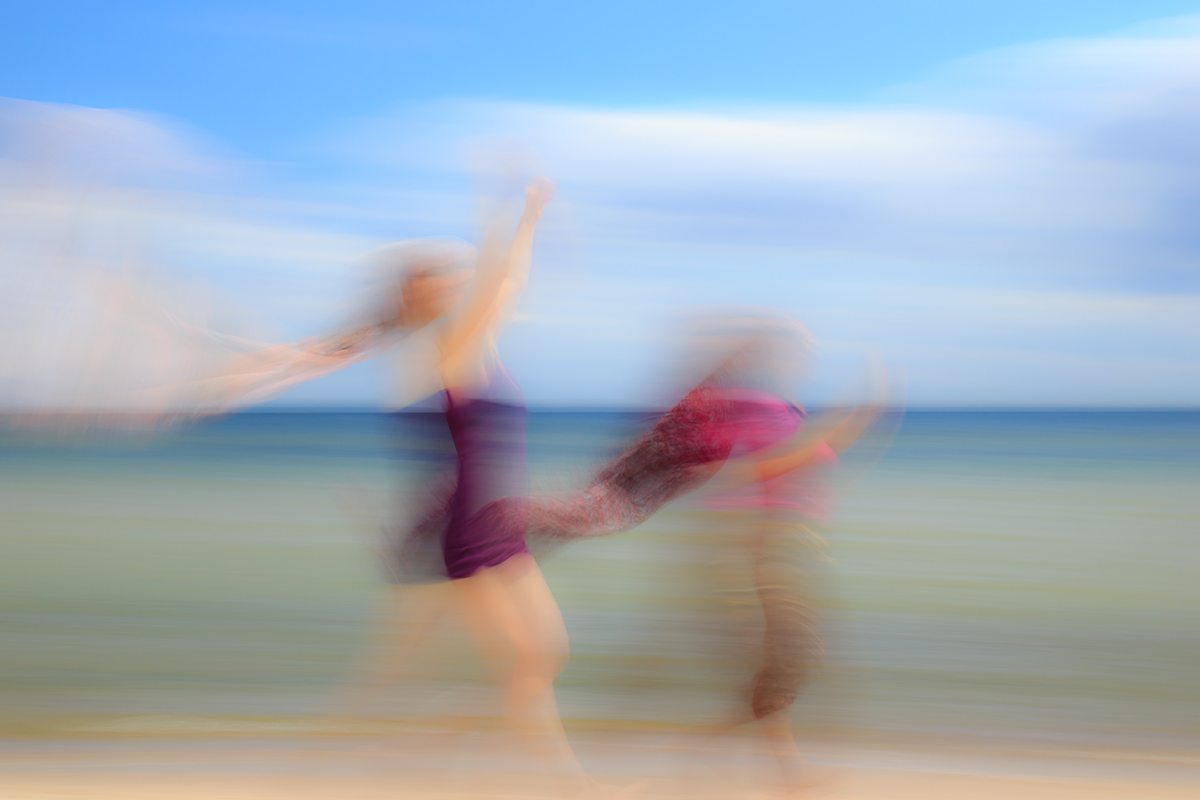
[756,709,829,794]
[454,554,586,788]
[281,582,454,788]
[751,520,832,795]
[331,582,454,721]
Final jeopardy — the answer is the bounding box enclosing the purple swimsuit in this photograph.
[440,369,530,579]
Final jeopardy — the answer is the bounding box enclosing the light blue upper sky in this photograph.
[3,2,1199,407]
[6,1,1198,150]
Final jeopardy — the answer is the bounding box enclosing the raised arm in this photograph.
[750,400,886,482]
[436,179,554,370]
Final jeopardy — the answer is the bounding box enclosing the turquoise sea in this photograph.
[1,411,1197,758]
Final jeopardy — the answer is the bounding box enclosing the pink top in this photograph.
[702,388,838,520]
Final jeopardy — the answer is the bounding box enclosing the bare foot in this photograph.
[782,762,839,795]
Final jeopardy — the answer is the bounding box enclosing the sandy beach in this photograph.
[3,734,1196,800]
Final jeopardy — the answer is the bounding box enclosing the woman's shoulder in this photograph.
[443,350,525,407]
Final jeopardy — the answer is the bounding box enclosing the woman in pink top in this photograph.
[691,315,880,795]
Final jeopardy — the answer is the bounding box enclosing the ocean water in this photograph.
[0,410,1197,757]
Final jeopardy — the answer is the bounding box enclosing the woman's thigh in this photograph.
[454,555,567,669]
[497,555,569,665]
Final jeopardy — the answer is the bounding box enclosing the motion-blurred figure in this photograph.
[226,178,613,793]
[683,313,879,795]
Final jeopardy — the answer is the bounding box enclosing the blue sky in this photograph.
[3,2,1200,407]
[7,1,1200,147]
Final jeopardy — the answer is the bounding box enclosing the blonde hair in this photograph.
[363,238,478,329]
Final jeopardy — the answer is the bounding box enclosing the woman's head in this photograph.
[371,239,477,329]
[398,257,473,327]
[683,308,815,395]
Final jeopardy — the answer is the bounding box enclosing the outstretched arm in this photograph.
[175,321,396,413]
[715,366,889,490]
[436,179,554,370]
[750,400,885,482]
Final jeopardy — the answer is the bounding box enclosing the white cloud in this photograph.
[0,99,384,409]
[314,15,1200,290]
[6,15,1200,406]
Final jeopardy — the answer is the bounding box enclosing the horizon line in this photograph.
[2,405,1198,416]
[208,404,1200,413]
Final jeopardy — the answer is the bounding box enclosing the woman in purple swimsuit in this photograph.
[246,178,593,786]
[385,179,592,783]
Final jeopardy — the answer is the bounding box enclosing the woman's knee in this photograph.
[514,631,568,681]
